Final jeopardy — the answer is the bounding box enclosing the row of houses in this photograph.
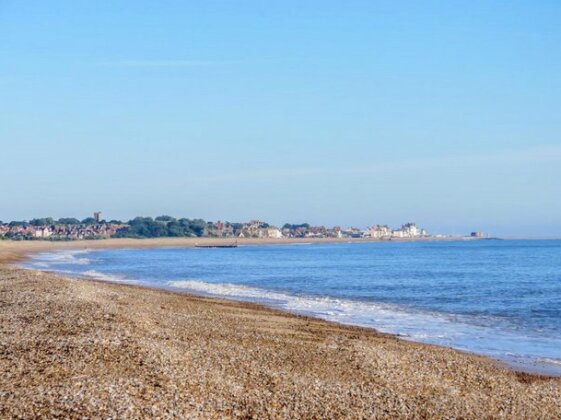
[0,217,429,241]
[0,223,127,240]
[209,220,285,239]
[206,220,429,240]
[328,223,428,239]
[368,223,428,239]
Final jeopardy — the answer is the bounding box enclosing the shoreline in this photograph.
[78,275,561,377]
[0,235,481,264]
[1,264,560,417]
[4,237,561,378]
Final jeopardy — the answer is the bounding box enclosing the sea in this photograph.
[21,240,561,375]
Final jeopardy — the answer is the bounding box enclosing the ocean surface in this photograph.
[22,240,561,375]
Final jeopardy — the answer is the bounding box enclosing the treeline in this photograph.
[4,217,122,226]
[282,223,310,230]
[114,216,209,238]
[1,216,320,240]
[0,216,215,239]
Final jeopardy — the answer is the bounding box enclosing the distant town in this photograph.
[0,212,486,241]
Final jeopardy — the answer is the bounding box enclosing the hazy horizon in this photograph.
[1,1,560,238]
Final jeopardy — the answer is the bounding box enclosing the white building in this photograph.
[34,227,53,238]
[369,225,392,239]
[392,223,427,238]
[266,227,283,239]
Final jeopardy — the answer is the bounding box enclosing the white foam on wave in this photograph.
[28,250,92,267]
[167,280,470,337]
[166,279,561,375]
[82,270,138,284]
[21,251,143,285]
[31,262,51,268]
[538,358,561,367]
[168,280,296,303]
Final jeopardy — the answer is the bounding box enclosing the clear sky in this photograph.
[1,1,560,237]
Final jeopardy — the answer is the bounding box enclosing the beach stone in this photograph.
[0,266,560,419]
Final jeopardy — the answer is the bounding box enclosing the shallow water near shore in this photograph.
[22,240,561,375]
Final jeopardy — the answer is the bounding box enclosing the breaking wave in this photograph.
[166,279,561,374]
[82,270,138,284]
[26,250,92,268]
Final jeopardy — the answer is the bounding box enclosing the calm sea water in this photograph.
[23,240,561,374]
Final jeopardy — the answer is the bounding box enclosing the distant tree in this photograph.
[30,217,55,226]
[118,216,214,238]
[282,223,310,230]
[132,217,154,223]
[9,221,28,227]
[57,218,81,225]
[115,217,161,238]
[165,220,188,237]
[177,219,195,236]
[155,215,176,223]
[108,219,124,224]
[81,217,97,225]
[189,219,207,237]
[129,217,154,227]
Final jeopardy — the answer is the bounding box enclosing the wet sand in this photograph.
[1,240,560,418]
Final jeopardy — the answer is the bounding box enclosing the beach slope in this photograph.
[1,265,560,418]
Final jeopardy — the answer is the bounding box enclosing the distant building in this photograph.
[211,220,235,237]
[392,223,427,238]
[369,225,392,239]
[471,231,486,238]
[34,227,53,239]
[327,226,343,238]
[341,227,363,238]
[265,227,283,239]
[93,212,102,223]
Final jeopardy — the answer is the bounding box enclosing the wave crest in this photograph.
[83,270,137,284]
[29,250,92,267]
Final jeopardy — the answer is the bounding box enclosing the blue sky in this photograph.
[1,1,560,237]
